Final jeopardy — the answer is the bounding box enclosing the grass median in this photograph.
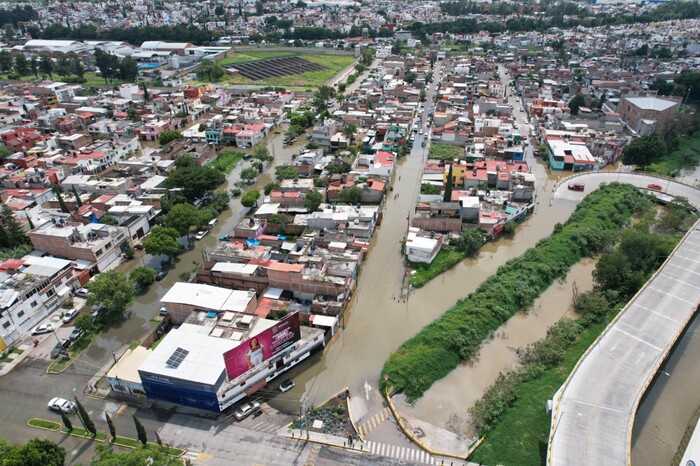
[48,331,98,374]
[28,418,61,431]
[409,246,471,288]
[381,183,652,401]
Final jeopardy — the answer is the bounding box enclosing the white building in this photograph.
[405,227,442,264]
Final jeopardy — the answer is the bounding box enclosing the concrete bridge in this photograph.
[547,172,700,466]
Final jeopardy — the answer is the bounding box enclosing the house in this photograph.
[0,256,81,347]
[617,95,680,136]
[28,221,130,272]
[405,227,442,264]
[545,136,598,171]
[160,283,257,323]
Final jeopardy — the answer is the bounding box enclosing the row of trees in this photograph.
[0,51,83,80]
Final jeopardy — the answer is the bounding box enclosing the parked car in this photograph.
[155,269,168,281]
[50,339,71,359]
[48,397,77,414]
[75,288,90,298]
[91,307,103,323]
[159,306,168,317]
[62,308,79,323]
[194,230,208,240]
[31,323,54,335]
[233,400,261,421]
[568,183,585,192]
[279,379,295,393]
[68,328,84,342]
[647,183,663,190]
[219,235,231,241]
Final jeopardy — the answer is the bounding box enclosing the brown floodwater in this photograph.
[395,258,598,436]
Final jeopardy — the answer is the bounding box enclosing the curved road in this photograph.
[548,172,700,466]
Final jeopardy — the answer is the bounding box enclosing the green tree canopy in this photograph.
[275,164,299,180]
[158,130,183,146]
[142,226,182,259]
[240,167,258,183]
[568,92,586,115]
[129,267,156,292]
[621,134,667,167]
[241,189,260,208]
[339,185,362,204]
[164,203,203,237]
[253,145,273,162]
[90,443,182,465]
[304,190,323,212]
[165,164,225,202]
[86,270,135,318]
[0,438,65,466]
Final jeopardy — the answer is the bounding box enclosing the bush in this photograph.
[382,183,652,401]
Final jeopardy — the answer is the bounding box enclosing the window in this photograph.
[95,249,103,257]
[2,322,9,329]
[46,289,55,298]
[17,311,24,318]
[30,301,37,308]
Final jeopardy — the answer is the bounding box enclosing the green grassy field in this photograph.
[0,72,120,86]
[215,52,355,89]
[409,246,470,288]
[428,143,464,160]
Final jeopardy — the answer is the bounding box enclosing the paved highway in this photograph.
[548,172,700,465]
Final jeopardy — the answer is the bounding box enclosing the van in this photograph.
[208,218,218,229]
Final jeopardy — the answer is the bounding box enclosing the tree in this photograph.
[39,54,53,78]
[54,55,72,78]
[13,52,29,76]
[73,315,97,334]
[339,186,362,204]
[60,411,73,431]
[118,56,139,82]
[164,203,202,237]
[1,205,29,247]
[568,93,586,115]
[195,60,225,82]
[69,54,84,79]
[142,82,150,101]
[391,40,402,55]
[158,130,183,146]
[241,189,260,208]
[86,270,136,319]
[253,145,273,162]
[342,123,358,144]
[621,134,667,168]
[455,228,484,256]
[75,398,96,437]
[29,56,39,78]
[100,215,117,225]
[0,50,13,73]
[164,165,225,202]
[133,415,147,446]
[142,226,182,259]
[105,413,116,441]
[215,4,225,16]
[130,267,156,292]
[275,164,299,180]
[72,186,83,207]
[209,191,231,212]
[444,164,453,202]
[0,439,65,466]
[264,182,281,195]
[3,24,14,42]
[304,190,323,212]
[240,167,258,184]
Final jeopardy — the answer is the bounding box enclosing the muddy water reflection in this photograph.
[397,258,597,435]
[632,314,700,466]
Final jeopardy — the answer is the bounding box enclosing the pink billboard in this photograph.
[223,312,301,381]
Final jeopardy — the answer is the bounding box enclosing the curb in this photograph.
[46,346,89,375]
[384,388,480,461]
[27,418,61,432]
[280,431,370,455]
[343,386,363,441]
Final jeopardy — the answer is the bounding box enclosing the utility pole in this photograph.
[300,392,310,440]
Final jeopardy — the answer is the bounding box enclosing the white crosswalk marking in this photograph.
[361,440,436,465]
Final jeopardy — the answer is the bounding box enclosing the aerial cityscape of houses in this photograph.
[0,0,699,464]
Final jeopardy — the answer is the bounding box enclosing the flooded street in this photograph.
[396,258,597,436]
[77,128,306,369]
[632,314,700,466]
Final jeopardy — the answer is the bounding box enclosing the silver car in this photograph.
[62,308,79,323]
[233,400,261,421]
[31,323,54,335]
[48,397,76,413]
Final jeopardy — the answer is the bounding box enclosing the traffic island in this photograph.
[27,418,61,431]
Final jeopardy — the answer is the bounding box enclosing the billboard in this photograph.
[223,312,301,381]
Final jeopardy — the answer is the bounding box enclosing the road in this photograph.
[548,172,700,466]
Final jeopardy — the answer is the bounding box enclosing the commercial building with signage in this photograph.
[137,310,324,412]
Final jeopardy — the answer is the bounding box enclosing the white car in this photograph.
[279,379,295,393]
[194,230,208,240]
[75,288,90,298]
[31,323,54,335]
[48,397,76,413]
[62,308,79,323]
